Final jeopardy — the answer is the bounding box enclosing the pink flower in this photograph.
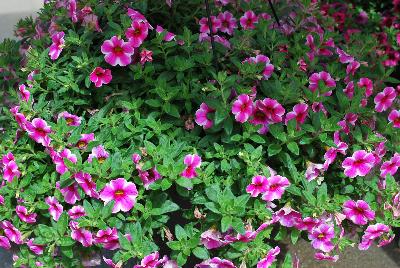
[314,252,339,262]
[70,221,93,247]
[16,205,37,224]
[68,205,86,219]
[240,10,258,30]
[138,167,162,189]
[59,182,81,204]
[342,200,375,225]
[250,98,285,125]
[195,257,236,268]
[1,221,23,244]
[257,246,280,268]
[54,148,77,175]
[262,175,290,202]
[342,150,375,178]
[26,118,52,146]
[90,67,112,87]
[155,25,176,42]
[181,154,201,179]
[140,49,153,65]
[357,78,373,97]
[343,81,354,99]
[132,153,141,164]
[323,141,348,169]
[2,160,21,183]
[285,103,308,127]
[26,239,44,255]
[297,58,308,72]
[305,162,324,181]
[134,251,166,268]
[74,172,99,198]
[48,31,65,60]
[295,217,319,232]
[200,229,226,249]
[100,178,138,213]
[308,224,335,252]
[199,16,221,34]
[45,196,63,221]
[380,154,400,178]
[0,195,4,206]
[218,11,237,35]
[195,103,214,129]
[274,206,302,227]
[374,87,396,112]
[346,61,360,76]
[88,145,109,163]
[103,256,122,268]
[359,223,390,250]
[231,94,253,123]
[76,133,95,149]
[101,36,134,66]
[0,236,11,250]
[94,227,120,250]
[125,20,149,48]
[68,0,78,22]
[388,110,400,128]
[18,84,31,102]
[246,175,268,197]
[244,55,274,80]
[336,48,354,64]
[308,71,336,94]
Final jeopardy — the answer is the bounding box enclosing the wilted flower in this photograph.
[16,205,37,224]
[200,229,226,249]
[1,221,23,245]
[70,221,93,247]
[314,252,339,262]
[134,251,167,268]
[359,223,390,250]
[285,103,309,128]
[138,167,162,189]
[68,205,86,219]
[58,182,81,204]
[88,145,109,163]
[140,49,153,64]
[45,196,63,221]
[74,172,99,198]
[195,103,215,129]
[26,239,44,255]
[18,84,31,102]
[94,227,119,250]
[388,110,400,128]
[195,257,236,268]
[308,71,336,95]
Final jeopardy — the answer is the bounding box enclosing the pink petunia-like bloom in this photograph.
[68,205,86,219]
[48,31,65,60]
[0,236,11,250]
[257,246,280,268]
[244,55,274,80]
[195,257,236,268]
[2,160,21,183]
[295,217,319,232]
[246,175,268,197]
[323,141,348,170]
[138,167,162,189]
[68,0,78,22]
[342,150,375,178]
[231,94,253,123]
[101,36,134,66]
[342,200,375,225]
[314,252,339,262]
[388,110,400,128]
[74,172,99,198]
[26,239,44,255]
[199,16,221,34]
[140,49,153,65]
[16,205,37,224]
[380,154,400,178]
[336,48,354,64]
[155,25,176,42]
[374,87,396,112]
[308,71,336,94]
[45,196,63,221]
[26,118,52,146]
[10,106,28,131]
[262,175,290,202]
[100,178,138,213]
[240,10,258,30]
[59,182,81,205]
[343,81,354,99]
[132,153,141,164]
[18,84,31,102]
[181,154,202,179]
[308,224,335,252]
[346,60,360,76]
[359,223,390,250]
[218,11,237,35]
[103,256,122,268]
[90,67,112,87]
[200,229,226,249]
[94,227,119,250]
[125,20,149,48]
[274,206,302,227]
[76,133,95,149]
[1,221,23,245]
[70,221,93,247]
[357,78,373,97]
[88,145,109,163]
[54,148,77,175]
[134,251,167,268]
[195,103,215,129]
[0,195,4,206]
[251,98,285,125]
[305,162,324,182]
[285,103,308,128]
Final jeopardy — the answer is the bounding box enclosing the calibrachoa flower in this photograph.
[380,154,400,178]
[100,178,138,213]
[295,217,320,232]
[1,221,23,244]
[195,257,236,268]
[246,175,268,197]
[125,20,149,48]
[257,246,280,268]
[359,223,390,250]
[16,205,37,224]
[48,31,65,60]
[134,251,166,268]
[90,67,112,87]
[26,118,52,146]
[199,16,221,34]
[181,154,201,178]
[76,133,95,149]
[305,162,324,182]
[308,224,335,252]
[217,11,237,35]
[0,236,11,250]
[346,60,360,76]
[195,103,214,129]
[101,36,134,66]
[70,221,93,247]
[308,71,336,94]
[388,110,400,128]
[45,196,63,221]
[285,103,308,127]
[155,25,176,42]
[231,94,253,123]
[59,182,81,204]
[374,87,396,112]
[138,167,162,189]
[357,77,373,98]
[26,239,44,255]
[240,10,258,30]
[54,148,77,175]
[18,84,30,102]
[314,252,339,262]
[2,159,21,183]
[244,55,274,80]
[262,175,290,202]
[343,81,354,99]
[88,145,109,163]
[251,98,285,125]
[342,150,375,178]
[342,200,375,225]
[200,229,226,249]
[140,49,153,64]
[336,48,354,63]
[74,172,99,198]
[68,205,86,219]
[94,227,119,250]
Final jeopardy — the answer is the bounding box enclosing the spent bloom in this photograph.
[15,205,37,224]
[195,257,236,268]
[342,150,375,178]
[374,87,396,112]
[359,223,390,250]
[244,55,274,80]
[101,36,134,66]
[2,158,21,183]
[195,103,214,129]
[181,154,202,179]
[18,84,31,102]
[262,175,290,202]
[70,221,93,247]
[45,196,63,221]
[125,20,149,48]
[246,175,268,197]
[357,78,373,98]
[100,178,138,213]
[342,200,375,225]
[231,94,253,123]
[140,49,153,65]
[88,145,109,163]
[90,67,112,87]
[74,172,99,198]
[257,246,280,268]
[26,239,44,255]
[134,251,166,268]
[200,229,226,249]
[94,227,120,250]
[58,111,81,126]
[0,236,11,250]
[308,224,335,252]
[138,167,162,189]
[48,31,65,60]
[240,10,258,30]
[217,11,237,35]
[59,182,81,204]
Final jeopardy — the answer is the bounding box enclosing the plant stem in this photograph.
[268,0,281,27]
[204,0,217,68]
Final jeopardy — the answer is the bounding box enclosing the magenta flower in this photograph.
[68,0,77,22]
[346,61,360,76]
[262,175,290,202]
[342,150,375,178]
[103,256,122,268]
[94,227,119,250]
[199,16,221,34]
[76,133,95,149]
[140,49,153,65]
[132,153,141,164]
[48,31,65,60]
[336,48,354,64]
[70,221,93,247]
[359,223,390,250]
[16,205,37,224]
[308,71,336,94]
[314,252,339,262]
[250,98,285,125]
[68,205,86,219]
[74,172,99,198]
[195,257,236,268]
[308,224,335,252]
[246,175,268,197]
[100,178,138,213]
[200,229,226,249]
[285,103,308,128]
[388,110,400,128]
[357,78,373,97]
[27,239,44,255]
[90,67,112,87]
[295,217,319,232]
[257,246,280,268]
[240,10,258,30]
[88,145,109,163]
[155,25,176,42]
[101,36,134,66]
[195,103,215,129]
[342,200,375,225]
[181,154,201,179]
[0,195,4,206]
[231,94,253,123]
[2,160,21,183]
[244,55,274,80]
[218,11,237,35]
[138,167,162,189]
[59,182,81,204]
[45,196,63,221]
[343,81,354,99]
[1,221,23,245]
[374,87,396,112]
[134,251,167,268]
[53,148,77,175]
[18,84,31,102]
[26,118,52,146]
[125,20,149,48]
[0,236,11,250]
[380,154,400,178]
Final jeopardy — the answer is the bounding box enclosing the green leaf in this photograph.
[231,217,245,234]
[175,225,187,240]
[176,177,193,189]
[221,216,232,232]
[268,143,282,156]
[287,142,299,155]
[291,229,300,244]
[250,135,265,144]
[57,213,68,236]
[193,247,209,259]
[83,200,95,218]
